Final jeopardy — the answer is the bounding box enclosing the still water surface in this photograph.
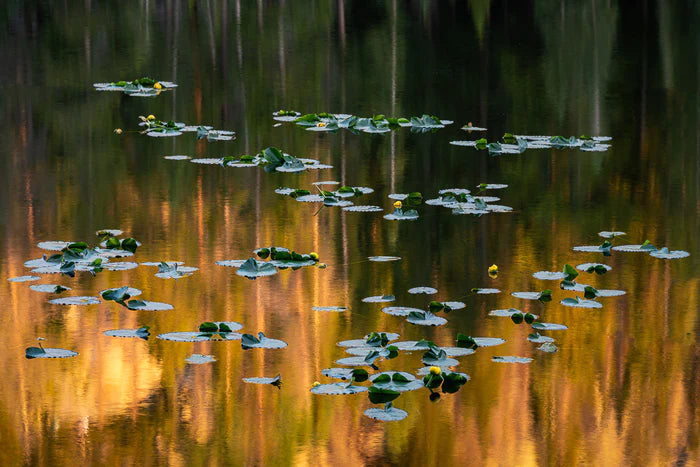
[1,1,698,465]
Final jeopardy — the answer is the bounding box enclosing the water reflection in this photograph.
[0,1,698,465]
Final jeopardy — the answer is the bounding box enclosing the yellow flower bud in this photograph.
[312,381,321,388]
[153,82,162,90]
[147,114,156,121]
[309,252,319,261]
[317,122,326,127]
[114,128,122,134]
[429,366,441,375]
[393,201,402,209]
[488,264,498,274]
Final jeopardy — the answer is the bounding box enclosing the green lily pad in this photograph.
[407,311,447,326]
[421,346,458,366]
[126,300,173,311]
[383,208,419,221]
[531,322,568,331]
[442,301,466,310]
[538,343,558,353]
[472,288,501,294]
[37,241,71,251]
[577,263,612,274]
[560,296,603,309]
[29,284,70,294]
[527,332,554,344]
[342,205,383,213]
[472,337,506,347]
[367,386,401,404]
[337,333,400,348]
[101,262,139,271]
[598,231,625,238]
[532,271,566,281]
[364,403,408,421]
[369,372,423,392]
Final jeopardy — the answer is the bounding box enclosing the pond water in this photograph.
[1,1,698,465]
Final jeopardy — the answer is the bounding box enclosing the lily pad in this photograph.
[311,383,367,395]
[29,284,70,294]
[243,374,281,385]
[155,263,198,279]
[407,311,447,326]
[573,245,613,253]
[407,287,437,295]
[383,208,419,221]
[26,347,78,359]
[8,275,42,283]
[369,372,423,392]
[599,231,625,238]
[337,332,400,348]
[362,294,395,303]
[611,244,657,252]
[342,205,383,212]
[164,155,191,160]
[527,332,554,344]
[472,288,501,294]
[126,300,173,311]
[492,356,532,364]
[382,306,424,317]
[489,308,538,319]
[531,322,568,331]
[37,241,70,251]
[649,248,690,259]
[312,306,347,313]
[511,292,545,300]
[532,271,567,281]
[472,337,506,347]
[102,261,139,271]
[185,354,216,364]
[364,404,408,421]
[100,286,142,298]
[442,301,466,310]
[577,262,612,273]
[215,259,247,268]
[368,256,401,262]
[241,332,287,349]
[422,347,458,366]
[49,296,100,306]
[560,296,603,309]
[236,258,277,279]
[104,327,151,339]
[157,331,242,342]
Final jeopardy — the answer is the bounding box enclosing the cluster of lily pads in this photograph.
[273,111,453,134]
[93,77,177,96]
[134,115,235,140]
[216,247,323,279]
[450,133,612,154]
[424,183,512,216]
[572,232,690,259]
[310,331,472,420]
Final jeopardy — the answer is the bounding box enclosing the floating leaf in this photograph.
[407,311,447,326]
[471,288,501,294]
[185,354,216,364]
[342,205,383,212]
[560,296,602,309]
[49,296,100,306]
[243,374,281,386]
[531,322,568,331]
[368,256,401,262]
[382,306,424,317]
[598,231,625,238]
[649,248,690,259]
[104,327,151,339]
[26,347,78,359]
[383,208,419,221]
[312,306,347,313]
[311,383,367,395]
[364,404,408,421]
[527,332,554,344]
[369,372,423,392]
[472,337,506,347]
[29,284,70,294]
[37,241,70,251]
[8,275,41,283]
[492,356,532,364]
[367,386,401,404]
[362,294,395,303]
[538,342,558,353]
[577,263,611,274]
[241,332,287,349]
[532,271,566,280]
[236,258,278,279]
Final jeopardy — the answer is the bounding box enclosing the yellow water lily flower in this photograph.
[309,252,319,261]
[147,114,156,121]
[316,122,326,127]
[153,82,162,90]
[393,201,402,209]
[429,366,441,375]
[488,264,498,274]
[312,381,321,388]
[114,128,122,134]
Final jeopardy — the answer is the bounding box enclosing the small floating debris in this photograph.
[538,342,558,353]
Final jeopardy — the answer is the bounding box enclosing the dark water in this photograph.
[1,1,698,465]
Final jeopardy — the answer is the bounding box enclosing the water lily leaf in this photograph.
[532,271,567,280]
[472,337,506,347]
[368,256,401,262]
[382,306,424,317]
[649,248,690,259]
[560,296,602,309]
[243,374,281,386]
[104,327,151,339]
[492,356,532,364]
[598,231,625,238]
[441,372,469,393]
[185,354,216,364]
[26,347,78,359]
[343,205,383,212]
[164,155,191,160]
[101,286,132,302]
[337,332,399,348]
[369,372,423,392]
[157,331,242,342]
[364,405,408,421]
[241,332,287,349]
[489,308,539,321]
[7,275,41,283]
[531,322,568,331]
[422,346,456,366]
[563,264,579,281]
[49,296,100,306]
[236,258,278,279]
[577,263,611,274]
[527,332,554,344]
[368,386,401,404]
[472,288,501,294]
[311,383,367,395]
[101,261,139,271]
[383,208,419,221]
[312,306,347,313]
[362,295,395,303]
[29,284,70,294]
[407,311,447,326]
